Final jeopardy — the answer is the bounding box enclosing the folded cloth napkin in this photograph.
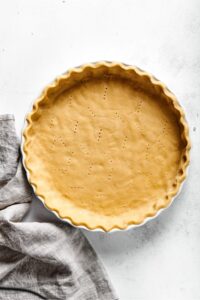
[0,115,118,300]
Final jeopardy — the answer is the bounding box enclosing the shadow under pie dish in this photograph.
[22,62,190,232]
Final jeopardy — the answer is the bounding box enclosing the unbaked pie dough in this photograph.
[23,62,190,231]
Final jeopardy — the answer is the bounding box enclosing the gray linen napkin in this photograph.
[0,114,118,300]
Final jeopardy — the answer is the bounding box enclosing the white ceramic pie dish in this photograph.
[21,62,191,232]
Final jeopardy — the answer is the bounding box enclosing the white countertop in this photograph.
[1,1,199,299]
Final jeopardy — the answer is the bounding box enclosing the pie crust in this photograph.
[22,62,190,231]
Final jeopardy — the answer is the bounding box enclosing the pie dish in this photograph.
[22,62,190,232]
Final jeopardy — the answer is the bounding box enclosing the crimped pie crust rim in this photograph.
[22,61,191,232]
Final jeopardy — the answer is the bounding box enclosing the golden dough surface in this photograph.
[26,76,184,230]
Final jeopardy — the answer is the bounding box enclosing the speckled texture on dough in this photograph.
[23,62,190,231]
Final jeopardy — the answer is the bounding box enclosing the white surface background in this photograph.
[0,1,200,299]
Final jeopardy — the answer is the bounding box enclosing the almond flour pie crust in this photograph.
[22,62,190,231]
